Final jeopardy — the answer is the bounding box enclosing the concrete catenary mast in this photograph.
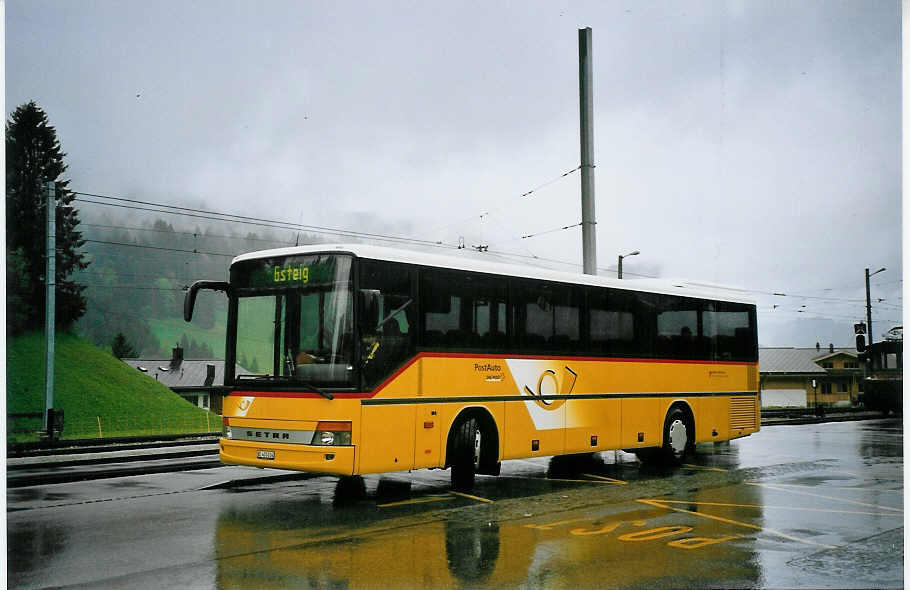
[578,27,597,275]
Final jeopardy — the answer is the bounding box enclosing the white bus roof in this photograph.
[231,243,755,305]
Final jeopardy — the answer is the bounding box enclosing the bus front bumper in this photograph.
[219,438,355,475]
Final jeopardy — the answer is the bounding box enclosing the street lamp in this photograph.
[617,250,639,279]
[865,267,886,347]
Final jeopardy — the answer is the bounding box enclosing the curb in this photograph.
[761,412,885,426]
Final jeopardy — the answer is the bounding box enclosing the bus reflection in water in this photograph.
[185,244,760,491]
[212,483,763,588]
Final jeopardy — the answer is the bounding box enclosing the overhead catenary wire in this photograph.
[72,188,900,307]
[74,192,461,251]
[431,164,582,246]
[521,221,583,240]
[83,239,235,258]
[520,165,582,198]
[81,222,297,246]
[82,284,187,291]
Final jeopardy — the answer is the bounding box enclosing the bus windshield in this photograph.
[230,254,354,387]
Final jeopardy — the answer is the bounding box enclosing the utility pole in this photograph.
[865,266,886,347]
[578,27,597,275]
[865,268,873,348]
[44,181,56,437]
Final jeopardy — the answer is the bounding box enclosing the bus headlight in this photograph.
[222,417,232,439]
[311,421,352,446]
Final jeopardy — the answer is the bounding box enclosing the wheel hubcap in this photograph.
[473,429,482,469]
[668,419,687,456]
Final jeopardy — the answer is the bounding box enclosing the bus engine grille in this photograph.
[729,396,757,430]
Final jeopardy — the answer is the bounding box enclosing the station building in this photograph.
[758,344,861,408]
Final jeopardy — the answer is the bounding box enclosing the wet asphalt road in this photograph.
[7,418,903,589]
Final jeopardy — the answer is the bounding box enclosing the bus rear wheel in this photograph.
[635,408,693,466]
[660,407,692,466]
[451,418,480,491]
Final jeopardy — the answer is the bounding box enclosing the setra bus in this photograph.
[184,244,759,490]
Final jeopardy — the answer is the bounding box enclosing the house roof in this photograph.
[759,347,856,374]
[123,358,248,388]
[813,350,858,363]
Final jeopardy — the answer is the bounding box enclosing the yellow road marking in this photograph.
[450,490,494,503]
[748,482,903,513]
[654,499,896,517]
[682,463,728,472]
[524,517,595,530]
[582,473,629,485]
[638,498,837,549]
[543,477,630,485]
[378,496,456,508]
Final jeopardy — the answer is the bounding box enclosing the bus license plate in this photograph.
[257,450,275,460]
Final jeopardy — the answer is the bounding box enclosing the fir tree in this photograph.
[6,102,89,332]
[112,332,138,359]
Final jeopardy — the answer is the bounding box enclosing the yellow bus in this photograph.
[184,244,759,490]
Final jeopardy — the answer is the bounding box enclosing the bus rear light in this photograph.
[311,421,352,446]
[222,417,232,439]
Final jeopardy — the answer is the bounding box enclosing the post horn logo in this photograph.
[523,365,578,411]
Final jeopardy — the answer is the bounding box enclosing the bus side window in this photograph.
[421,269,508,351]
[704,302,753,361]
[656,295,702,360]
[359,260,414,389]
[515,280,581,353]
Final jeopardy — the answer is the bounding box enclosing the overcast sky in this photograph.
[6,0,902,347]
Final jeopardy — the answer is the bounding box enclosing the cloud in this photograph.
[6,0,900,347]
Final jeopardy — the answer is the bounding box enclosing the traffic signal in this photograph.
[854,323,867,353]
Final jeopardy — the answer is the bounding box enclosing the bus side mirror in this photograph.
[184,280,231,322]
[359,289,381,330]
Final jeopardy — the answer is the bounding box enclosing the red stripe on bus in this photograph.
[230,391,374,399]
[416,351,757,366]
[229,352,756,399]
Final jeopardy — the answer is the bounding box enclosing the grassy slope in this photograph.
[7,331,219,441]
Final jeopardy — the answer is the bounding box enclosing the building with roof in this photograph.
[123,346,249,414]
[759,344,861,408]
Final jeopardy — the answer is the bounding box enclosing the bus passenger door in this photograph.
[413,404,441,469]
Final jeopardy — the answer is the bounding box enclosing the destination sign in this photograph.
[232,254,351,289]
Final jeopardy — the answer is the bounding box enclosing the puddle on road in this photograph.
[212,487,765,588]
[208,459,903,589]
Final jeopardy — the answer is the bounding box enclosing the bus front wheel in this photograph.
[451,418,480,491]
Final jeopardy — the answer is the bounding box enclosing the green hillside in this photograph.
[7,331,219,442]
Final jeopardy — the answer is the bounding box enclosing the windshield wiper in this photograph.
[298,380,334,401]
[285,349,296,377]
[236,374,333,399]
